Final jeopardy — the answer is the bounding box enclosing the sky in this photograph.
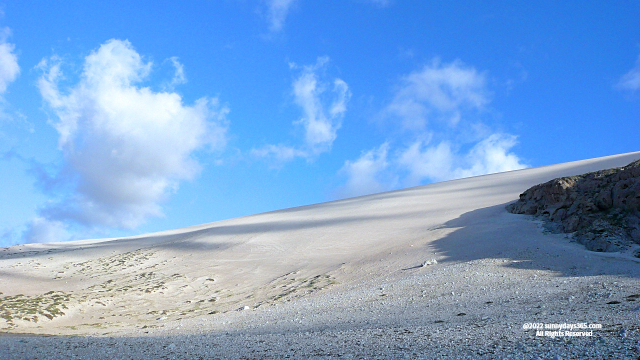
[0,1,639,246]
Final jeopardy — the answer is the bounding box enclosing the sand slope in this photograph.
[1,152,640,358]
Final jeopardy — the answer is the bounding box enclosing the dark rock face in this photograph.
[506,159,640,256]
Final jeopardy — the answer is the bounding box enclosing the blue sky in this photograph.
[0,1,639,245]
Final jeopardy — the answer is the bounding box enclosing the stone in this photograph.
[422,259,438,266]
[507,160,640,254]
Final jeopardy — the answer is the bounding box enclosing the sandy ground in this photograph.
[1,151,639,359]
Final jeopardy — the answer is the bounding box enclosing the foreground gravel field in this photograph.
[2,320,638,359]
[3,249,639,359]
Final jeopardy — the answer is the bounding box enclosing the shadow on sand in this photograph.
[0,209,427,261]
[429,202,640,279]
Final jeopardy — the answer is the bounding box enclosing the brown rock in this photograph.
[507,159,640,255]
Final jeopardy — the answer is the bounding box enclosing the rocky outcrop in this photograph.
[507,159,640,256]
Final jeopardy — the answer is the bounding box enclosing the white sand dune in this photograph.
[1,151,640,359]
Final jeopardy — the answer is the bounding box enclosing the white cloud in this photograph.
[22,218,71,244]
[384,59,489,130]
[253,57,350,164]
[168,56,187,87]
[250,144,307,163]
[453,133,526,178]
[266,0,298,33]
[0,27,19,95]
[36,39,228,230]
[336,59,526,198]
[335,143,395,198]
[337,134,526,198]
[293,69,349,154]
[398,133,526,185]
[397,140,455,184]
[617,55,640,91]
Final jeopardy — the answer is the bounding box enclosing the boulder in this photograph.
[506,159,640,256]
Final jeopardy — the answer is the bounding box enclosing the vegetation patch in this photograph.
[264,272,338,303]
[0,291,72,327]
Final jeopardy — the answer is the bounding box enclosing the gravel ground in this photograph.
[2,321,639,360]
[3,253,639,359]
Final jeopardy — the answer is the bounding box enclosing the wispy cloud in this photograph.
[334,142,396,198]
[292,60,349,154]
[337,59,526,198]
[617,54,640,91]
[383,58,489,130]
[168,56,187,88]
[266,0,298,33]
[0,27,19,98]
[253,57,350,165]
[31,39,228,241]
[251,144,307,163]
[22,218,71,244]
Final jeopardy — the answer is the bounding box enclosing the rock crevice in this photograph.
[507,159,640,255]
